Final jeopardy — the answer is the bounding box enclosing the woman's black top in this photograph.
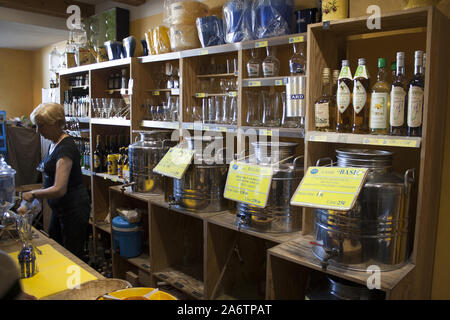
[42,136,84,209]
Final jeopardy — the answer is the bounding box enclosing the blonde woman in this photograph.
[23,103,90,259]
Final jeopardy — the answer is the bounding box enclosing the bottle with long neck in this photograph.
[289,43,306,76]
[314,68,335,132]
[93,135,103,173]
[390,52,407,136]
[103,135,110,172]
[370,58,390,135]
[336,60,353,133]
[407,50,425,137]
[352,58,371,134]
[262,47,280,77]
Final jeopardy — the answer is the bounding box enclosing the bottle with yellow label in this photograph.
[336,60,353,133]
[370,58,390,135]
[107,154,118,175]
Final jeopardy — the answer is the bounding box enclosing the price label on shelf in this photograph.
[259,129,272,136]
[224,161,274,208]
[289,36,305,44]
[255,41,268,48]
[153,91,160,96]
[200,49,209,55]
[228,91,238,97]
[196,93,206,98]
[291,167,369,211]
[309,135,327,142]
[363,138,420,148]
[153,147,195,180]
[248,81,261,87]
[275,79,284,86]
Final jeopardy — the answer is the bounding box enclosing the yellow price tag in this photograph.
[249,81,261,87]
[363,138,419,148]
[219,127,227,132]
[275,79,283,86]
[255,41,268,48]
[224,161,274,208]
[228,91,238,97]
[291,167,369,211]
[153,91,160,96]
[259,129,272,136]
[310,135,327,142]
[201,49,209,55]
[289,36,305,44]
[196,93,206,98]
[153,147,195,180]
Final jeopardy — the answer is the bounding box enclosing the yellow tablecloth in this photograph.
[9,244,98,299]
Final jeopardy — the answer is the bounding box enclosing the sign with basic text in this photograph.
[290,167,369,211]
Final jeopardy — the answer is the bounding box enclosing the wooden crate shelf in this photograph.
[153,267,205,300]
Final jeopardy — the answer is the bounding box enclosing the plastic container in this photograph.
[153,26,172,54]
[112,216,142,258]
[122,36,136,58]
[253,0,294,39]
[169,24,201,51]
[223,0,254,43]
[196,16,225,48]
[164,0,209,25]
[104,41,123,60]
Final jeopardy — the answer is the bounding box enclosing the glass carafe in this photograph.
[262,91,281,127]
[246,90,263,126]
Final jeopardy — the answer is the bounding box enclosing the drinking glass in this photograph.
[156,105,163,121]
[208,97,216,124]
[162,101,170,121]
[230,96,237,125]
[102,98,111,118]
[191,105,201,122]
[222,95,230,124]
[202,98,209,124]
[262,91,281,127]
[150,105,156,120]
[246,91,262,126]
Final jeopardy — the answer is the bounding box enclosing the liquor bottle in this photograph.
[247,49,261,78]
[80,141,85,168]
[370,58,390,135]
[289,43,306,76]
[314,68,335,132]
[262,47,280,77]
[93,135,103,173]
[391,61,397,83]
[390,52,407,136]
[84,142,90,170]
[407,50,425,137]
[117,147,125,179]
[352,58,371,134]
[121,69,128,89]
[336,60,353,133]
[102,135,110,171]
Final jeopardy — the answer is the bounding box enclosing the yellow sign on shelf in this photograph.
[255,41,268,48]
[196,93,206,98]
[153,147,195,180]
[290,166,369,211]
[223,161,274,208]
[248,81,261,87]
[363,138,420,148]
[289,36,305,44]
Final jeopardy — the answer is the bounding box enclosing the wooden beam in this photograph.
[0,0,95,19]
[114,0,146,6]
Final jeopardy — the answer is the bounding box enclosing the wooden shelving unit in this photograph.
[55,6,448,300]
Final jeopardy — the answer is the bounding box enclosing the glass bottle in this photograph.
[352,58,371,134]
[390,52,407,136]
[289,43,306,75]
[262,47,280,77]
[391,61,397,84]
[314,68,335,132]
[407,50,425,137]
[93,135,103,173]
[336,60,353,133]
[247,49,261,78]
[370,58,390,135]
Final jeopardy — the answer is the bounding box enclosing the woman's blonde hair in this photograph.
[30,103,66,128]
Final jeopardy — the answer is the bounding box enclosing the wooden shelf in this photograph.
[242,126,305,139]
[66,116,90,123]
[182,123,238,133]
[59,57,132,75]
[95,172,126,184]
[141,120,179,129]
[242,76,290,87]
[153,267,204,300]
[95,221,111,234]
[126,253,151,273]
[268,235,415,292]
[197,73,238,78]
[206,212,302,245]
[91,118,130,126]
[306,131,421,148]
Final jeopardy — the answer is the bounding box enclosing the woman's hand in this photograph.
[22,191,35,202]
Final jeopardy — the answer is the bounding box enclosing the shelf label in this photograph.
[248,81,261,87]
[275,79,284,86]
[363,138,420,148]
[289,36,305,44]
[309,135,327,142]
[218,127,227,132]
[201,49,209,55]
[255,41,268,48]
[171,89,180,95]
[259,129,272,136]
[153,147,195,180]
[196,93,206,98]
[153,91,160,96]
[224,161,274,208]
[228,91,238,97]
[291,167,369,211]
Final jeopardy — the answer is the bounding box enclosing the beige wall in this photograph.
[0,48,34,119]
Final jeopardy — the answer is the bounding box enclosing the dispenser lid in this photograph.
[0,155,16,177]
[112,215,141,229]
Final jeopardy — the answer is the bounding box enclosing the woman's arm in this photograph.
[23,156,73,201]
